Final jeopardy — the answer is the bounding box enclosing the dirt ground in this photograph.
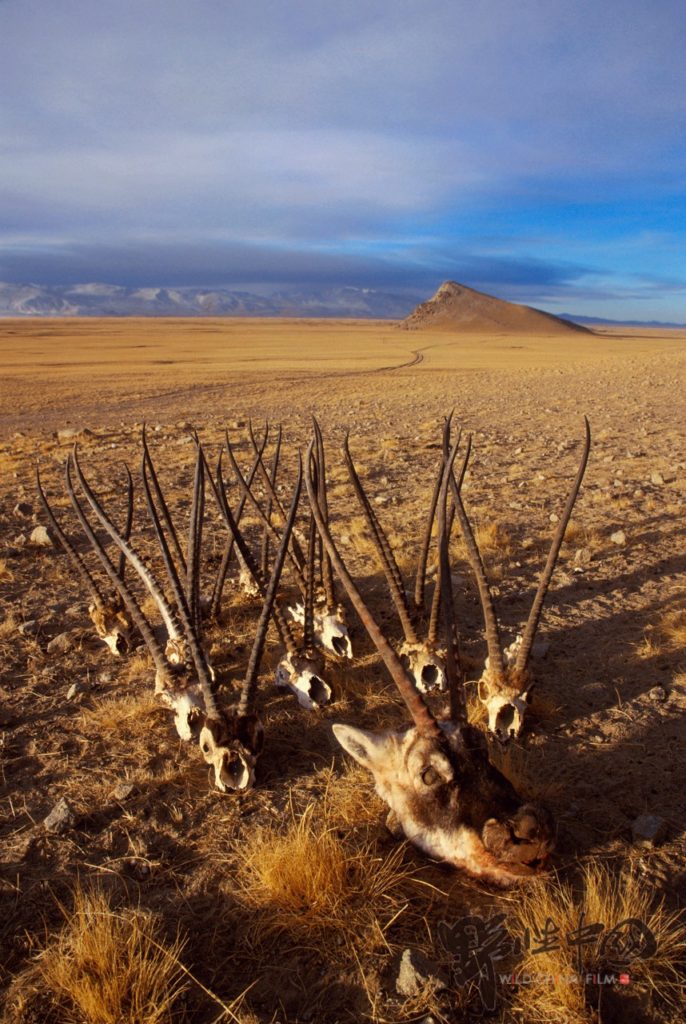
[0,317,684,1022]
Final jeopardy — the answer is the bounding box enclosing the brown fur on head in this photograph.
[199,710,264,792]
[333,720,553,887]
[88,601,132,656]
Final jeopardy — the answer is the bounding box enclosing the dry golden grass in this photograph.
[633,630,662,661]
[232,800,414,954]
[508,862,686,1022]
[36,886,188,1024]
[79,690,161,734]
[0,611,19,640]
[0,556,15,582]
[658,608,686,649]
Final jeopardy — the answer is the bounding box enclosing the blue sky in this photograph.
[1,0,685,319]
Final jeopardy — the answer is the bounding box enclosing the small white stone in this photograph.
[29,525,54,547]
[610,530,626,546]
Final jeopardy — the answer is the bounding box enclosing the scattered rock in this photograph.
[29,525,54,548]
[13,501,33,519]
[549,512,559,524]
[44,797,76,833]
[521,537,534,549]
[18,620,38,636]
[55,427,93,443]
[67,680,90,700]
[650,471,664,486]
[610,530,626,546]
[395,948,448,997]
[532,640,550,660]
[648,685,668,703]
[112,782,136,802]
[47,632,75,655]
[631,814,667,847]
[12,533,27,549]
[575,547,592,566]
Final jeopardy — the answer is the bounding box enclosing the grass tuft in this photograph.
[508,861,686,1022]
[37,885,188,1024]
[233,800,414,954]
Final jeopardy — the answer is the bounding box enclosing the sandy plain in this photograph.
[0,316,685,1022]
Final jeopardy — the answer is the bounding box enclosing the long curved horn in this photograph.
[447,433,506,683]
[142,426,187,578]
[206,448,299,657]
[238,457,303,715]
[312,417,335,611]
[36,465,106,610]
[305,439,441,739]
[247,420,306,571]
[437,437,467,724]
[209,423,269,619]
[186,446,205,640]
[343,434,418,644]
[70,444,183,646]
[118,465,134,583]
[414,411,454,614]
[65,456,171,685]
[141,445,217,717]
[515,417,592,675]
[225,429,306,595]
[259,424,282,577]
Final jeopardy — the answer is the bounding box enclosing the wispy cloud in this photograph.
[1,0,686,317]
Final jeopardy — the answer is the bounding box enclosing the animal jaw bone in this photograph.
[306,427,555,886]
[399,640,447,693]
[275,650,332,709]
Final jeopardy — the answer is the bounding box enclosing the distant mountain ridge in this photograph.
[0,282,420,319]
[0,281,682,327]
[400,280,590,334]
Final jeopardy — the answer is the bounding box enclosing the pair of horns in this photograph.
[306,418,591,735]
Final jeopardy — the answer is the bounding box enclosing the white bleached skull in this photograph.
[399,640,447,693]
[275,651,331,709]
[198,712,264,792]
[155,672,205,740]
[480,635,531,741]
[88,601,132,657]
[286,601,353,659]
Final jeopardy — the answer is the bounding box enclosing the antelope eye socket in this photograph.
[421,766,439,786]
[201,741,211,755]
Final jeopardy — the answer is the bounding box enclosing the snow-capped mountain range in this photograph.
[0,282,420,319]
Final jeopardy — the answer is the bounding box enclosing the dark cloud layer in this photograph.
[1,0,685,318]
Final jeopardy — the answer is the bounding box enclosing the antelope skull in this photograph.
[198,711,264,792]
[275,650,332,709]
[287,600,353,660]
[399,640,447,693]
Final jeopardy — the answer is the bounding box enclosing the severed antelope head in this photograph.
[306,429,554,887]
[450,419,591,741]
[216,429,332,709]
[36,464,134,656]
[343,430,450,693]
